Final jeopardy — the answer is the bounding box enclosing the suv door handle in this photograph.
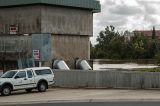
[24,78,27,80]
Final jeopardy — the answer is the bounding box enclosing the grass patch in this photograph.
[136,68,160,72]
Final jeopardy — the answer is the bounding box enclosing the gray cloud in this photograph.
[138,1,159,14]
[109,5,143,16]
[97,19,127,27]
[92,0,160,45]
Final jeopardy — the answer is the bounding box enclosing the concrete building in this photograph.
[124,30,160,42]
[134,30,160,40]
[124,31,134,42]
[0,0,101,71]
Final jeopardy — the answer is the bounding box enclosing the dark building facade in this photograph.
[0,0,101,71]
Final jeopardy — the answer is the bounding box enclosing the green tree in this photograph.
[91,25,160,60]
[90,42,97,59]
[107,36,124,59]
[95,25,123,59]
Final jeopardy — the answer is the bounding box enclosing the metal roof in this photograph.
[0,0,101,12]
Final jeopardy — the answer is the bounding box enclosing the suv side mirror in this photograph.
[15,76,20,79]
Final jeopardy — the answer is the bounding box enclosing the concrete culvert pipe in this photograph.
[76,59,92,70]
[53,60,70,70]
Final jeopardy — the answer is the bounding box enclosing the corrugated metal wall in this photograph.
[0,35,31,53]
[54,70,160,89]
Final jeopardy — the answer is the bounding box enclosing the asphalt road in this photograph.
[4,102,160,106]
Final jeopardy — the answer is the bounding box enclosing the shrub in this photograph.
[155,53,160,65]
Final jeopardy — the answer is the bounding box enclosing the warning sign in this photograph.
[10,25,18,34]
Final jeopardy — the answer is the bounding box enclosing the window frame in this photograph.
[27,70,33,78]
[35,69,52,76]
[15,71,26,79]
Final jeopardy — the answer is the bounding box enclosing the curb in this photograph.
[0,100,90,105]
[1,99,160,105]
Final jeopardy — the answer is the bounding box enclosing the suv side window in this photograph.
[27,70,33,78]
[35,69,52,75]
[16,71,26,78]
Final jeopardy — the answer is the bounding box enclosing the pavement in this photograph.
[1,88,160,105]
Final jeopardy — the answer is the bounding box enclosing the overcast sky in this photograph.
[91,0,160,44]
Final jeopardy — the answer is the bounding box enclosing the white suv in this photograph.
[0,67,54,96]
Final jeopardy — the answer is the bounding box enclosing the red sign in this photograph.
[10,25,18,34]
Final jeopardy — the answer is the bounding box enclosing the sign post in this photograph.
[33,50,41,67]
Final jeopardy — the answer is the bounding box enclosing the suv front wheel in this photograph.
[38,82,47,92]
[1,86,11,96]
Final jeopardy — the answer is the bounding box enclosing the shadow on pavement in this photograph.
[0,90,43,97]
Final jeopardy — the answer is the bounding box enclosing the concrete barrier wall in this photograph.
[53,70,160,89]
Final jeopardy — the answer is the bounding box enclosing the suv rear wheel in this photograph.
[1,86,11,96]
[38,82,47,92]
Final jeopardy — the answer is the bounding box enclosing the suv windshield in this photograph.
[1,71,17,78]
